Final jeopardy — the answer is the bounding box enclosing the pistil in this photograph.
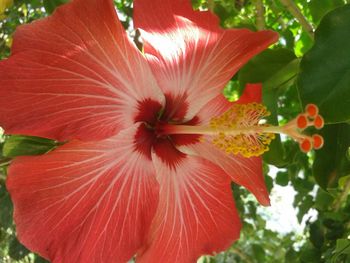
[159,103,324,157]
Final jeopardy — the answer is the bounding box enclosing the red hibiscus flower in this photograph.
[0,0,285,262]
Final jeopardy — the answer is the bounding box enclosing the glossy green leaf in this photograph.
[313,123,350,189]
[334,239,350,255]
[263,58,300,91]
[239,48,297,89]
[298,4,350,123]
[2,135,57,158]
[331,239,350,262]
[309,0,344,24]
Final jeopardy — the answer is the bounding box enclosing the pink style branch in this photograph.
[0,0,324,262]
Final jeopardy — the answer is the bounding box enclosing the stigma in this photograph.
[159,103,324,158]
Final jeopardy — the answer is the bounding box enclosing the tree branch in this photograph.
[278,0,314,39]
[253,0,265,30]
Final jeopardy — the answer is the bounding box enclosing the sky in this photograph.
[260,166,317,235]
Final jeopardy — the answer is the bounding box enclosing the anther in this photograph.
[160,102,325,158]
[300,138,312,153]
[209,103,273,158]
[306,104,318,117]
[312,134,324,149]
[296,114,308,129]
[314,115,324,129]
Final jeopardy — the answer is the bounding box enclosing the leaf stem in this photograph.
[278,0,314,39]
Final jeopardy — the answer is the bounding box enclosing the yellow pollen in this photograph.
[209,103,275,158]
[159,103,324,157]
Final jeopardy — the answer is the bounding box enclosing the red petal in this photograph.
[134,0,278,121]
[0,0,163,141]
[234,83,262,104]
[196,94,233,124]
[196,83,262,124]
[138,153,241,262]
[6,125,158,262]
[181,83,268,204]
[179,140,270,206]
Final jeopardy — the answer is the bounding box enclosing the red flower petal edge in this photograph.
[0,0,164,141]
[137,152,241,263]
[181,84,270,205]
[134,0,278,121]
[7,125,159,262]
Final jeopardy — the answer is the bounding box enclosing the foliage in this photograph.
[1,0,350,262]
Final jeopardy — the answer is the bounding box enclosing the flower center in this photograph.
[158,103,324,158]
[133,97,201,167]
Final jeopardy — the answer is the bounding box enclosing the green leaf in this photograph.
[252,244,266,261]
[292,176,314,194]
[309,221,324,249]
[323,214,346,241]
[297,195,314,223]
[338,174,350,189]
[239,48,297,89]
[285,248,298,263]
[298,4,350,123]
[43,0,68,14]
[2,135,57,158]
[300,247,321,263]
[309,0,344,24]
[313,123,350,189]
[294,31,314,56]
[9,237,30,260]
[247,201,257,219]
[331,239,350,262]
[263,59,300,91]
[213,2,237,26]
[264,174,273,193]
[0,179,13,229]
[314,188,334,210]
[275,171,289,186]
[334,239,350,255]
